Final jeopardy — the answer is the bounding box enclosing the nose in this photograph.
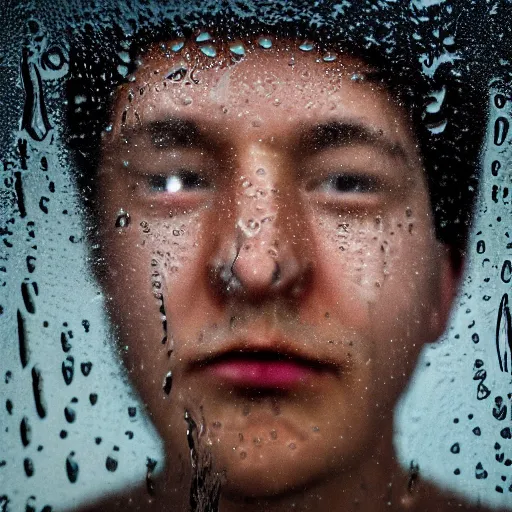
[209,146,312,301]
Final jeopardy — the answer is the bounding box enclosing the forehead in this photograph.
[110,39,414,145]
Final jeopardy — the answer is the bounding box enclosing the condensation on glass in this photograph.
[0,1,511,511]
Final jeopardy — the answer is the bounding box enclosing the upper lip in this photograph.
[187,333,342,374]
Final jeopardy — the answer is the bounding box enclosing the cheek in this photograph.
[305,210,439,353]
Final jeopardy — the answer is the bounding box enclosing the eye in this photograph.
[147,170,210,193]
[309,173,382,194]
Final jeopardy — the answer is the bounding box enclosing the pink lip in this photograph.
[206,358,315,388]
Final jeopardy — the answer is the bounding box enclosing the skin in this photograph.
[92,38,465,511]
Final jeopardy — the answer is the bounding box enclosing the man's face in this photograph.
[97,39,455,497]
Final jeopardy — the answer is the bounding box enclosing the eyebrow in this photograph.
[301,120,407,160]
[123,117,203,149]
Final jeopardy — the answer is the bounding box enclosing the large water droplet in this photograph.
[115,209,130,229]
[66,452,79,483]
[106,456,118,472]
[196,32,211,42]
[21,48,51,141]
[170,40,185,52]
[200,45,217,58]
[229,43,246,56]
[501,260,511,283]
[257,36,272,49]
[494,117,509,146]
[163,371,173,395]
[61,356,74,386]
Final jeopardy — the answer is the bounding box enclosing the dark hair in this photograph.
[66,1,493,263]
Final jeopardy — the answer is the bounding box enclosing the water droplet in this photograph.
[21,48,51,141]
[115,210,130,229]
[117,64,128,77]
[200,45,216,58]
[170,40,185,52]
[106,456,118,472]
[299,41,314,51]
[476,240,485,254]
[450,442,460,454]
[167,65,187,82]
[66,452,79,483]
[24,457,34,477]
[494,93,507,109]
[237,218,261,237]
[494,117,509,146]
[89,393,98,405]
[322,53,337,62]
[20,416,31,447]
[257,36,272,49]
[229,43,245,56]
[501,260,511,283]
[162,371,173,395]
[475,462,488,479]
[43,46,65,70]
[62,356,74,385]
[32,366,47,419]
[81,361,93,376]
[351,72,365,82]
[196,32,211,42]
[146,457,158,495]
[64,406,76,423]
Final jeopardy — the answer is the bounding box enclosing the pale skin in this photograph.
[80,38,492,511]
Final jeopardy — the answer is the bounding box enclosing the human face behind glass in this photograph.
[96,39,457,499]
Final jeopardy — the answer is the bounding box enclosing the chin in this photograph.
[202,424,361,501]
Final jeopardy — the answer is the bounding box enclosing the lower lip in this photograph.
[206,359,315,388]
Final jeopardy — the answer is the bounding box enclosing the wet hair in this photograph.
[66,1,496,264]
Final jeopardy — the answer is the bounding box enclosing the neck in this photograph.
[219,425,417,512]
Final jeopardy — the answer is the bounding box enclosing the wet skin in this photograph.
[96,39,458,509]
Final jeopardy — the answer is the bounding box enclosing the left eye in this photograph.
[312,173,381,194]
[147,171,209,193]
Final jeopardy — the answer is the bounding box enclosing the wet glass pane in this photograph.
[1,1,512,511]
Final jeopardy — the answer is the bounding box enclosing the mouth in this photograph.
[192,348,338,390]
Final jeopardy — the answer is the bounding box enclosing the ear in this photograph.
[430,244,464,339]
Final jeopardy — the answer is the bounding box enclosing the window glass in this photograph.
[1,1,511,511]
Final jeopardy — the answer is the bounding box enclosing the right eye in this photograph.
[147,171,210,193]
